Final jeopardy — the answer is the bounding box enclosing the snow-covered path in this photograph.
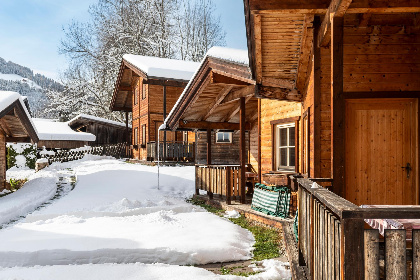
[0,158,291,279]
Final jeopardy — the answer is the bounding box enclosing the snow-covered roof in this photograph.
[162,47,250,130]
[33,118,96,142]
[206,46,249,66]
[123,54,200,81]
[0,90,38,136]
[68,114,131,128]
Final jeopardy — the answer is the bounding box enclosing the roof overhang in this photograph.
[0,100,39,143]
[244,0,420,101]
[110,58,189,112]
[164,57,257,131]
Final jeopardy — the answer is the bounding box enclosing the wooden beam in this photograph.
[261,77,295,90]
[178,120,251,131]
[143,78,187,87]
[222,96,253,122]
[256,85,302,102]
[318,0,353,47]
[119,86,132,91]
[0,119,12,137]
[296,15,314,93]
[6,137,30,143]
[248,0,329,11]
[220,85,255,105]
[358,13,372,27]
[253,14,263,84]
[206,129,213,199]
[313,16,322,178]
[202,85,234,121]
[239,97,246,204]
[331,17,345,198]
[210,71,253,86]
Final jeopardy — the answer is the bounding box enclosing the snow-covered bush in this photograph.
[7,143,37,169]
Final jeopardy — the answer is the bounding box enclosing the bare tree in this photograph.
[53,0,225,121]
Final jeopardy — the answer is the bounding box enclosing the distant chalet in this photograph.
[110,54,199,161]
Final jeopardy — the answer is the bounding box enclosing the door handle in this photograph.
[401,163,412,179]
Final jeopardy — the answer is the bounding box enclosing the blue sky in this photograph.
[0,0,247,80]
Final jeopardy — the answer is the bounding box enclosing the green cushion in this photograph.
[251,183,291,218]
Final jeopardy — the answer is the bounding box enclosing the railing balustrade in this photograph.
[195,165,244,204]
[295,176,420,279]
[147,142,195,162]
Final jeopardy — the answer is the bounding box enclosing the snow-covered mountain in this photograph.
[0,57,64,118]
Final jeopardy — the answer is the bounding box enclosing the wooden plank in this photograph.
[254,14,262,84]
[413,229,420,279]
[331,16,345,198]
[341,219,364,279]
[313,16,322,178]
[202,85,234,121]
[385,229,406,279]
[318,0,352,47]
[179,120,251,131]
[364,229,379,280]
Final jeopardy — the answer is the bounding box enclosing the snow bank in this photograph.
[0,260,291,280]
[0,159,256,268]
[0,170,58,225]
[123,54,199,81]
[33,118,96,141]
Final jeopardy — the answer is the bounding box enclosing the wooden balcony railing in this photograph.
[147,142,195,162]
[195,164,245,204]
[296,177,420,280]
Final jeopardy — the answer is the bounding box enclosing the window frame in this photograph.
[134,127,138,146]
[275,123,296,171]
[302,109,310,176]
[142,83,147,100]
[270,116,300,173]
[215,131,233,143]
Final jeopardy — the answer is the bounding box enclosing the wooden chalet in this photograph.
[68,114,131,146]
[33,118,96,150]
[163,46,257,203]
[244,0,420,278]
[0,91,38,190]
[110,55,199,161]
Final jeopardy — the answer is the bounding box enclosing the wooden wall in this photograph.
[196,130,249,165]
[38,140,89,150]
[131,79,186,160]
[253,99,301,175]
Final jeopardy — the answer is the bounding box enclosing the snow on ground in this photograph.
[0,260,290,280]
[0,73,41,89]
[0,158,254,267]
[1,167,56,226]
[0,157,291,279]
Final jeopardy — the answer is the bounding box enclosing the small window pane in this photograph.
[280,148,288,166]
[216,132,231,143]
[289,147,295,166]
[289,127,295,145]
[280,128,287,146]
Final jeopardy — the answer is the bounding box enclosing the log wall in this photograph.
[0,133,5,190]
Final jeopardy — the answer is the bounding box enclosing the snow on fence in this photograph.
[38,143,129,164]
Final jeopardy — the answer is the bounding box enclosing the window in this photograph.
[276,123,295,171]
[142,83,147,100]
[134,128,138,145]
[141,125,146,145]
[216,132,232,143]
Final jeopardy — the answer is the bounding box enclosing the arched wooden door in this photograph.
[345,98,418,205]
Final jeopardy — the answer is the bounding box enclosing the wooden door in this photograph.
[345,98,418,205]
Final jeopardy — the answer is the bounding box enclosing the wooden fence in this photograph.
[39,143,129,164]
[195,165,243,204]
[147,142,195,162]
[296,177,420,279]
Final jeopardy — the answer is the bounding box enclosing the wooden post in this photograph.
[313,16,321,178]
[163,85,167,162]
[341,219,364,279]
[226,167,232,205]
[331,16,345,197]
[206,129,213,199]
[240,97,246,203]
[257,98,262,183]
[125,111,129,157]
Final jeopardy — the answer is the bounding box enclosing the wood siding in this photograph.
[196,131,249,165]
